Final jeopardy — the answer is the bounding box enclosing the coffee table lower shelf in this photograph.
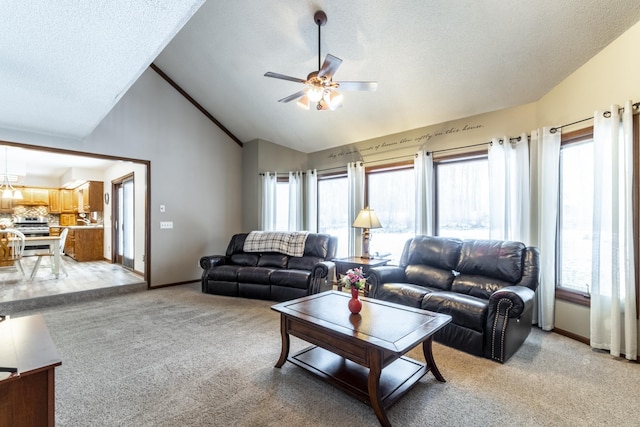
[289,345,428,409]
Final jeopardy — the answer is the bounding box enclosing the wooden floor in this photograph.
[0,254,146,313]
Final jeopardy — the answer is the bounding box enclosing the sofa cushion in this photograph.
[258,253,289,269]
[303,234,330,258]
[455,240,525,283]
[405,264,455,291]
[206,265,240,282]
[451,274,514,300]
[421,291,488,332]
[288,256,322,271]
[237,267,274,285]
[270,269,310,289]
[374,282,432,308]
[226,233,249,255]
[404,235,462,270]
[230,253,259,266]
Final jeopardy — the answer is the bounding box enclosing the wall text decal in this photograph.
[327,123,484,159]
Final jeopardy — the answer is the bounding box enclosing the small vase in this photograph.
[348,286,362,314]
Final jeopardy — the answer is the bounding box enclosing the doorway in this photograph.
[112,173,135,269]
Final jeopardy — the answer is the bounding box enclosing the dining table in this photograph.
[24,236,62,278]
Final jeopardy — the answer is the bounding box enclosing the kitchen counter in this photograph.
[63,227,104,262]
[62,225,104,229]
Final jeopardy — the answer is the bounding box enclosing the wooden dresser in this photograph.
[0,314,62,427]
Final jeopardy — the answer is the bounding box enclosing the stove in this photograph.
[13,216,50,254]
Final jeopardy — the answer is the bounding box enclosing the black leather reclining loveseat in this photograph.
[200,232,337,302]
[368,235,540,363]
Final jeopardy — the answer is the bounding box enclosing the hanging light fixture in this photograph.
[296,94,310,110]
[0,147,23,200]
[265,10,377,111]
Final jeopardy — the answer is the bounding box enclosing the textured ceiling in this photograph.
[0,0,204,138]
[2,1,640,154]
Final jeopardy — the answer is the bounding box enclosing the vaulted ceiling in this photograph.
[3,1,640,154]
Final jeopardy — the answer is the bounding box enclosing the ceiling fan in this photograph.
[264,10,377,111]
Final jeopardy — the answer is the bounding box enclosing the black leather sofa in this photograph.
[200,232,337,302]
[368,235,540,363]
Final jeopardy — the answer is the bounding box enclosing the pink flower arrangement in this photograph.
[341,267,366,290]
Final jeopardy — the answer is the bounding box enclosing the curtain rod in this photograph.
[427,136,523,156]
[550,101,640,134]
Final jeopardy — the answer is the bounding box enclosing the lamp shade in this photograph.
[352,207,382,229]
[296,94,310,110]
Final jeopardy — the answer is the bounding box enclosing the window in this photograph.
[317,174,349,257]
[557,135,594,297]
[435,156,490,239]
[556,121,640,312]
[367,165,415,262]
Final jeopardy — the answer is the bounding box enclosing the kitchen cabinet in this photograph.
[49,226,61,237]
[14,188,49,205]
[75,181,103,212]
[48,189,60,213]
[60,189,75,213]
[64,227,103,262]
[59,213,76,226]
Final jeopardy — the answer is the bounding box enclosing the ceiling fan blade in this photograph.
[277,90,307,103]
[318,54,343,79]
[264,72,306,84]
[335,81,378,91]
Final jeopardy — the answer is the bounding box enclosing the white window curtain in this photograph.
[530,127,560,331]
[590,101,637,360]
[288,171,303,231]
[304,169,318,232]
[414,151,434,236]
[347,162,365,256]
[488,133,530,243]
[260,172,277,231]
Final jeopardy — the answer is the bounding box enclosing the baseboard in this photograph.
[552,327,589,345]
[150,279,200,289]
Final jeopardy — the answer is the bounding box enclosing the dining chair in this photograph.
[0,229,26,280]
[30,228,69,280]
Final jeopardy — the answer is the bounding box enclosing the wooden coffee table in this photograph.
[271,291,452,427]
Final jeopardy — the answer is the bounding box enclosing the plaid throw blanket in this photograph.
[243,231,309,257]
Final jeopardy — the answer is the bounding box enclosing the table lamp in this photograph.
[352,207,382,259]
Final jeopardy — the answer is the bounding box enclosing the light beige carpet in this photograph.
[13,283,639,426]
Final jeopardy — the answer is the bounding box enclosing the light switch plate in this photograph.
[160,221,173,229]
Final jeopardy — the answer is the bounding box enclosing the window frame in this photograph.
[433,150,489,238]
[555,127,594,306]
[364,161,415,260]
[555,121,639,316]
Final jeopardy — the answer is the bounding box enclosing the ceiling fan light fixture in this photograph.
[297,94,310,110]
[307,87,323,102]
[264,10,377,110]
[325,90,343,110]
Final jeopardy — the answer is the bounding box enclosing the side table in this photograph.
[333,256,390,296]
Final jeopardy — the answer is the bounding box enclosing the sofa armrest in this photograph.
[308,261,335,294]
[488,285,535,319]
[367,266,408,298]
[199,255,227,270]
[486,285,536,362]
